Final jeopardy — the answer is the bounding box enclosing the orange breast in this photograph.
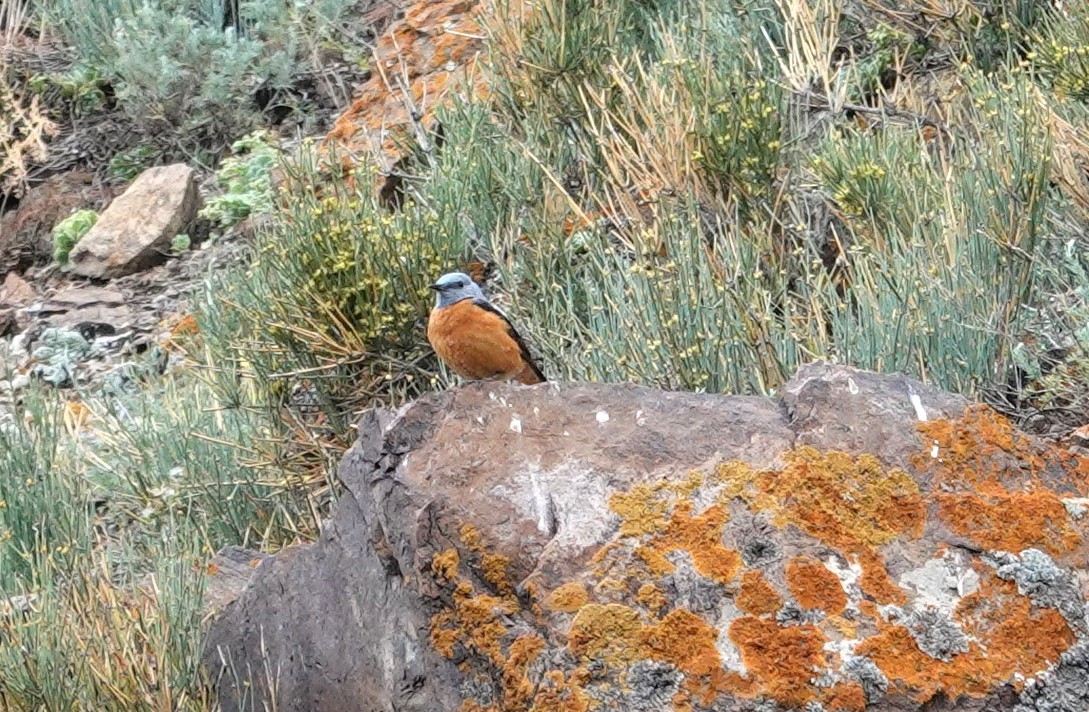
[427,299,525,380]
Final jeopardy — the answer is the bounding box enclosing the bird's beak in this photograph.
[428,283,441,291]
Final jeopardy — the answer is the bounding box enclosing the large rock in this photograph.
[203,364,1089,712]
[68,164,199,279]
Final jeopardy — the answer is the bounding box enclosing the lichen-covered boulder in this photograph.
[203,363,1089,712]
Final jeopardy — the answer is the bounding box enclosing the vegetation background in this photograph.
[3,0,1089,708]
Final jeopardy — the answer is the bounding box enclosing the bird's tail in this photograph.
[514,360,546,385]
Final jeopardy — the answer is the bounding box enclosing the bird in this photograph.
[426,272,546,385]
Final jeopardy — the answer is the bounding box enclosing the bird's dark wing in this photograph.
[473,298,547,382]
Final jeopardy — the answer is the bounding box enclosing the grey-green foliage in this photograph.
[0,390,87,591]
[199,130,279,227]
[38,0,359,153]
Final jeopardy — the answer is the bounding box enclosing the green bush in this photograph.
[51,209,98,265]
[0,369,313,709]
[199,130,279,228]
[197,147,465,434]
[1030,4,1089,104]
[38,0,361,157]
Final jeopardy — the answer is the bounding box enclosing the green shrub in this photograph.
[1030,4,1089,104]
[197,147,466,434]
[0,368,313,709]
[38,0,362,157]
[51,209,98,265]
[171,233,192,253]
[199,130,278,228]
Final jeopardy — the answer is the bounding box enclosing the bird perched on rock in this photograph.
[427,272,546,385]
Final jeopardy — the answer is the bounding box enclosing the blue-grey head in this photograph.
[429,271,486,309]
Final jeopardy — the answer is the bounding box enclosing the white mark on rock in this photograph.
[504,461,615,550]
[899,552,979,615]
[509,416,522,434]
[635,409,646,426]
[1062,497,1089,520]
[596,410,610,425]
[847,377,859,395]
[714,600,747,675]
[827,555,862,600]
[529,470,551,534]
[910,391,929,422]
[931,442,940,459]
[533,406,540,417]
[563,431,570,436]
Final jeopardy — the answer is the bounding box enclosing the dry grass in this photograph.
[0,0,54,199]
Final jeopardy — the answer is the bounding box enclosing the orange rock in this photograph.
[325,0,494,190]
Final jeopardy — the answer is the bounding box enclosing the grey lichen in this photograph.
[625,660,683,710]
[728,510,782,568]
[776,601,824,626]
[662,552,723,615]
[583,661,681,711]
[987,549,1088,635]
[1062,498,1088,521]
[844,656,889,702]
[904,606,970,662]
[1016,640,1089,712]
[458,675,495,707]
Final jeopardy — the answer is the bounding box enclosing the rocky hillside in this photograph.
[204,364,1089,711]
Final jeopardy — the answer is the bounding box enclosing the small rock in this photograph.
[0,272,35,307]
[10,374,29,392]
[68,164,201,279]
[41,285,133,334]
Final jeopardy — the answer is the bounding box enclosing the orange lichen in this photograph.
[430,578,518,665]
[857,549,907,605]
[716,447,925,553]
[735,570,782,616]
[459,523,483,551]
[567,604,643,664]
[915,404,1089,496]
[729,616,827,707]
[430,610,460,658]
[823,681,867,712]
[529,670,591,712]
[936,490,1081,555]
[641,609,730,705]
[636,583,667,614]
[636,502,741,584]
[431,548,460,584]
[786,557,847,614]
[548,582,590,613]
[481,553,514,594]
[827,613,860,640]
[502,634,546,710]
[859,576,1075,701]
[609,483,670,536]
